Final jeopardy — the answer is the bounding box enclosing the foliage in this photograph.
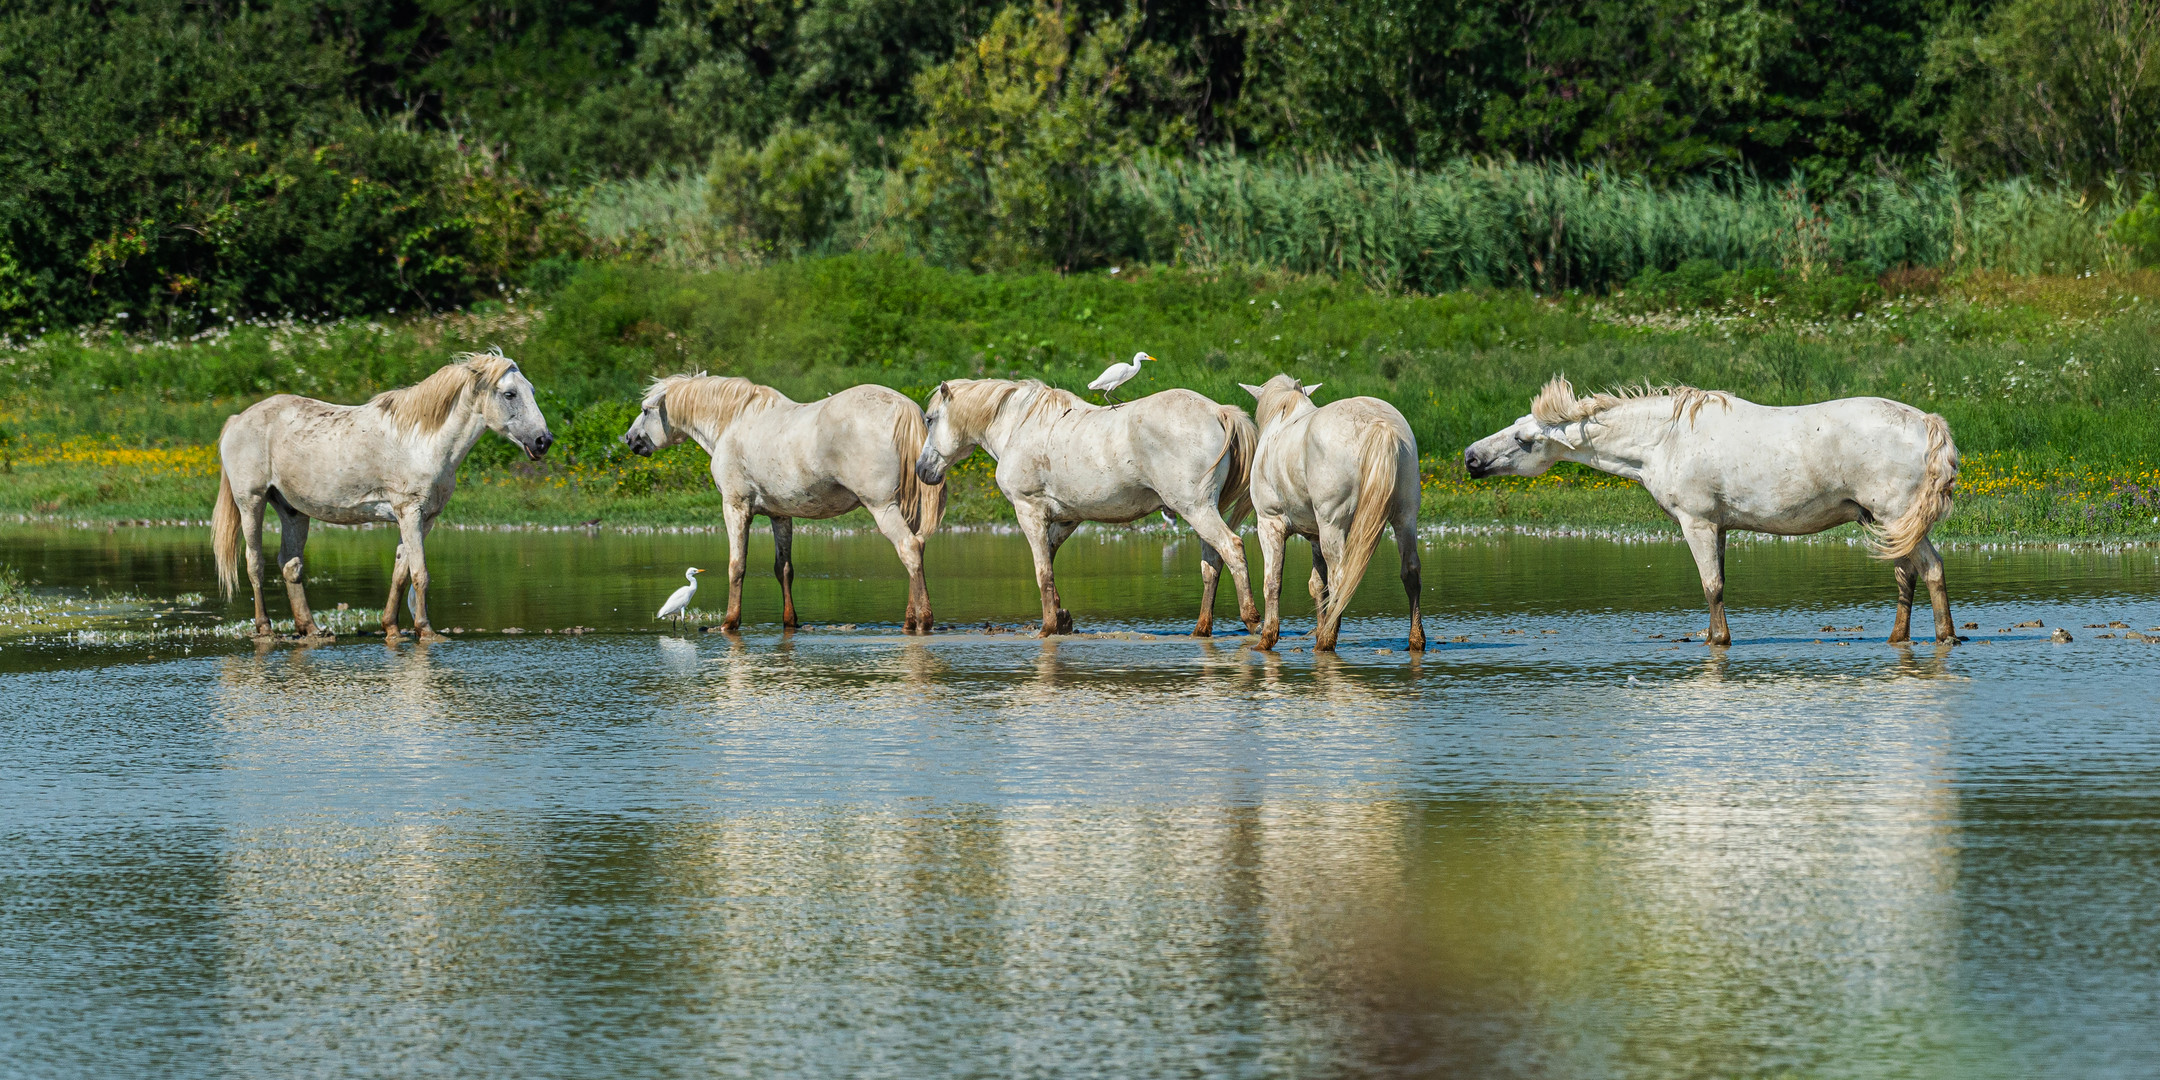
[2112,191,2160,267]
[1925,0,2160,186]
[706,124,855,259]
[899,1,1197,270]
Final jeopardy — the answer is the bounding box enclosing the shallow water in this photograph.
[4,523,2158,1079]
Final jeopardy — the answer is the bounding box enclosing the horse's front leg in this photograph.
[1015,504,1062,636]
[1256,515,1289,650]
[272,501,325,638]
[381,542,410,637]
[721,500,753,632]
[237,492,273,638]
[1679,518,1730,646]
[869,503,930,633]
[398,513,447,643]
[1916,537,1959,644]
[771,515,798,629]
[1890,556,1917,643]
[1195,539,1221,638]
[1308,538,1329,621]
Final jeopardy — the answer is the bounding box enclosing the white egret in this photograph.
[656,567,706,627]
[1088,351,1152,403]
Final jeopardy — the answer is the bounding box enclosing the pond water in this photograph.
[3,522,2158,1079]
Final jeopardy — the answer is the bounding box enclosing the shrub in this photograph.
[707,124,854,259]
[2113,191,2160,268]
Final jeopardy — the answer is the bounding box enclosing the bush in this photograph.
[707,124,854,259]
[2114,191,2160,268]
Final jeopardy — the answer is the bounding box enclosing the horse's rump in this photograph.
[1867,411,1958,560]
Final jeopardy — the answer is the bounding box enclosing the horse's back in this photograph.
[1667,395,1944,530]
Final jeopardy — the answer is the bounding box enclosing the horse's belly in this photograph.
[279,488,397,526]
[1042,488,1159,524]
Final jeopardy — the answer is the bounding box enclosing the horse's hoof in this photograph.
[417,630,448,644]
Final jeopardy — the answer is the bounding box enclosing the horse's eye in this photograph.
[1515,434,1537,451]
[503,389,517,400]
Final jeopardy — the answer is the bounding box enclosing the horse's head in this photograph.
[620,380,682,457]
[915,380,993,485]
[1464,413,1585,478]
[478,361,553,460]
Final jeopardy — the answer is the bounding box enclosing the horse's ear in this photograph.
[1238,383,1264,399]
[1549,424,1580,450]
[1301,383,1321,397]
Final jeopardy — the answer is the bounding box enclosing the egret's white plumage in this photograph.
[1087,351,1151,402]
[657,567,705,623]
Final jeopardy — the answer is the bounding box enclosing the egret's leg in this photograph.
[382,543,410,637]
[721,500,752,632]
[398,512,446,642]
[272,501,321,637]
[1395,507,1425,653]
[1044,520,1079,634]
[772,515,797,629]
[237,491,272,637]
[1890,554,1917,643]
[1679,517,1730,647]
[869,502,929,633]
[1917,536,1958,643]
[1257,515,1289,650]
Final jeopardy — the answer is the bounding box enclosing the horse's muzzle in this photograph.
[914,452,945,486]
[526,432,554,460]
[621,431,654,457]
[1462,448,1490,479]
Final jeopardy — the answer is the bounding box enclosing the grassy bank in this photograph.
[5,256,2159,542]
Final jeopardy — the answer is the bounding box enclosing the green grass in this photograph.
[6,255,2160,542]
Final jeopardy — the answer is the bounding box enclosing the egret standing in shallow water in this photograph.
[656,567,705,628]
[1088,351,1152,403]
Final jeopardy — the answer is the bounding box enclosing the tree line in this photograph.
[4,0,2157,332]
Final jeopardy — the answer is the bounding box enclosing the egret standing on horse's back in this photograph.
[1088,352,1151,403]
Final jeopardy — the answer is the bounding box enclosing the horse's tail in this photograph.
[893,401,946,540]
[1212,405,1257,526]
[212,465,243,600]
[1322,421,1407,631]
[1869,411,1959,561]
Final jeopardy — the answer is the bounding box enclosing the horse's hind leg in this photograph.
[869,503,929,633]
[1889,555,1917,643]
[1314,523,1350,651]
[772,516,798,629]
[1256,516,1289,650]
[1016,504,1062,636]
[1917,537,1958,643]
[1680,517,1731,646]
[1180,501,1257,636]
[1308,538,1329,620]
[237,491,272,638]
[1395,508,1425,653]
[270,498,323,638]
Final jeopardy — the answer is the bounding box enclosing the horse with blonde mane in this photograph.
[620,375,946,632]
[914,378,1258,637]
[1241,374,1424,652]
[211,349,554,641]
[1464,377,1961,646]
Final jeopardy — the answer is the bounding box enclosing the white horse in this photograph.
[1242,374,1425,652]
[913,378,1258,637]
[212,350,554,640]
[619,374,946,632]
[1464,377,1960,646]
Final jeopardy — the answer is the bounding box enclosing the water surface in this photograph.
[3,523,2157,1078]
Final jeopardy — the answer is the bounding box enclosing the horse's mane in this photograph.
[648,373,786,430]
[1531,376,1730,427]
[937,378,1085,431]
[371,348,521,435]
[1251,376,1312,429]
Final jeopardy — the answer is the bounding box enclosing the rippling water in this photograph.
[3,523,2158,1078]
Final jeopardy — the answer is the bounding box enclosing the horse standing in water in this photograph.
[212,350,555,641]
[1463,377,1960,646]
[1242,374,1425,652]
[619,374,946,632]
[913,378,1258,637]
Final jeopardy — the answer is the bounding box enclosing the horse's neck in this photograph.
[684,397,786,455]
[975,384,1048,460]
[1260,394,1316,433]
[427,395,495,466]
[1567,400,1671,482]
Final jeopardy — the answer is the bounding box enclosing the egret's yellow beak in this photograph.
[691,567,705,574]
[1142,353,1156,363]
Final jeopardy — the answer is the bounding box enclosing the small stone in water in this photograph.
[2051,628,2073,643]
